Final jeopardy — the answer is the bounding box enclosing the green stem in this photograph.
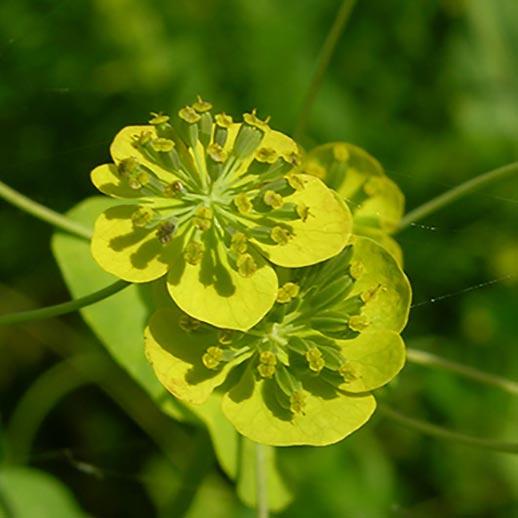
[406,348,518,397]
[378,404,518,454]
[398,162,518,231]
[255,443,269,518]
[0,280,129,325]
[6,357,96,463]
[294,0,357,139]
[0,179,92,239]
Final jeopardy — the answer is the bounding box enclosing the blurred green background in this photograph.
[1,0,517,516]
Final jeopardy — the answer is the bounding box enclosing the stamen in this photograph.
[255,147,278,164]
[296,203,310,221]
[289,389,306,415]
[348,314,370,331]
[285,172,305,191]
[163,180,185,197]
[234,193,253,214]
[276,282,300,304]
[149,112,170,125]
[192,96,212,113]
[339,361,358,383]
[332,143,350,162]
[263,190,284,209]
[178,106,201,124]
[184,240,204,265]
[206,142,227,163]
[236,253,257,277]
[156,220,177,244]
[150,137,175,153]
[230,231,248,254]
[193,206,213,231]
[131,207,156,228]
[270,226,291,245]
[257,351,277,378]
[305,347,325,374]
[202,346,224,369]
[218,329,233,345]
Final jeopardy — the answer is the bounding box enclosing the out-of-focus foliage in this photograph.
[1,0,517,516]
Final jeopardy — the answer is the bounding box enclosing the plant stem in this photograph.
[6,356,99,463]
[0,280,129,325]
[398,161,518,231]
[406,348,518,397]
[0,179,92,239]
[378,404,518,454]
[255,442,269,518]
[294,0,357,139]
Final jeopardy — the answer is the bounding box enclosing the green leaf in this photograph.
[0,467,86,518]
[51,197,239,478]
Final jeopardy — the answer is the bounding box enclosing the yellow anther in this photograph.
[263,190,284,209]
[207,142,227,163]
[303,160,326,179]
[290,390,307,415]
[286,172,305,190]
[296,203,310,222]
[257,351,277,378]
[339,362,358,383]
[131,207,155,228]
[163,180,185,197]
[276,282,300,304]
[149,112,170,125]
[192,95,212,113]
[218,330,233,345]
[306,347,325,373]
[134,170,151,188]
[156,221,176,245]
[118,157,139,177]
[150,137,175,153]
[255,147,278,164]
[349,260,364,280]
[179,106,201,123]
[363,177,384,196]
[230,231,248,254]
[184,240,204,265]
[178,314,202,332]
[202,346,224,370]
[236,253,257,277]
[285,151,301,166]
[361,284,382,303]
[348,314,370,332]
[243,108,271,130]
[135,131,154,146]
[332,143,350,162]
[234,193,253,214]
[271,226,291,245]
[193,206,213,231]
[215,112,233,128]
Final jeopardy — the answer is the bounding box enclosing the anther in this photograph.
[236,253,257,277]
[193,206,213,231]
[276,282,300,304]
[207,142,227,163]
[163,180,185,197]
[149,112,170,125]
[286,172,305,191]
[192,96,212,113]
[348,314,370,332]
[156,221,177,245]
[306,347,325,374]
[150,137,175,153]
[289,389,307,415]
[296,203,310,222]
[178,106,201,124]
[202,346,224,369]
[255,147,278,164]
[230,232,248,254]
[131,207,155,228]
[339,361,358,383]
[263,190,284,209]
[215,113,233,128]
[257,351,277,378]
[184,240,204,265]
[218,330,233,345]
[271,226,291,245]
[332,143,350,162]
[234,193,253,214]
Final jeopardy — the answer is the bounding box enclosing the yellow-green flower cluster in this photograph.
[300,142,405,264]
[145,236,411,446]
[90,98,352,330]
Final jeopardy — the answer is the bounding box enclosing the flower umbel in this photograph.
[145,236,411,446]
[90,99,353,330]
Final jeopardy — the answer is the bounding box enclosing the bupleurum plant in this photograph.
[86,98,412,446]
[89,98,352,330]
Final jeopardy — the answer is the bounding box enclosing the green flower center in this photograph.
[116,98,309,277]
